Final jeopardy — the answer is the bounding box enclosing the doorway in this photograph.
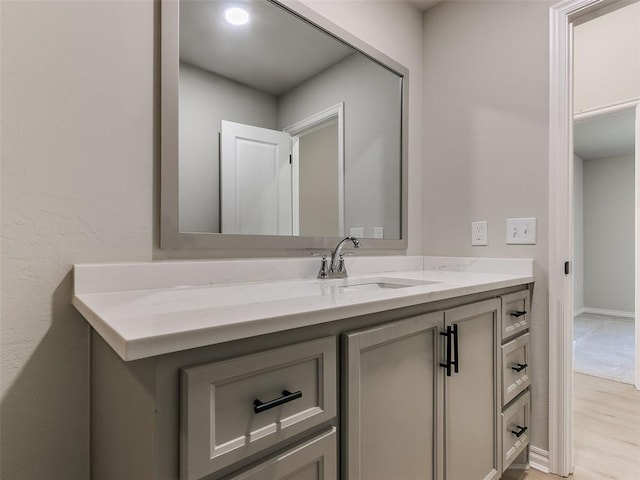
[549,0,640,476]
[573,106,637,385]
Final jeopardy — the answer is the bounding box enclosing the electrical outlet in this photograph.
[373,227,384,239]
[349,227,364,238]
[506,217,536,244]
[471,221,488,246]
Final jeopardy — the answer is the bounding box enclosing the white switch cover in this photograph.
[373,227,384,239]
[350,227,364,238]
[506,217,537,244]
[471,221,488,246]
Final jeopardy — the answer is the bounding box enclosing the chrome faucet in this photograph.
[317,236,360,279]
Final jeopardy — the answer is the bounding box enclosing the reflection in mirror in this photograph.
[177,0,403,239]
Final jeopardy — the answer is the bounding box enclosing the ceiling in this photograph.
[408,0,444,11]
[574,109,636,161]
[179,0,355,96]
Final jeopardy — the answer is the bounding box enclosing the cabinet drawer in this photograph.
[501,290,530,340]
[501,333,530,406]
[226,428,337,480]
[180,337,337,480]
[502,391,530,472]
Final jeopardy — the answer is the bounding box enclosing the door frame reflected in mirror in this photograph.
[284,102,345,238]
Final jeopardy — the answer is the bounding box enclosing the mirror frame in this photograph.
[160,0,409,250]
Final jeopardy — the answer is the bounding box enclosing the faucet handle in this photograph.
[317,255,329,279]
[337,254,346,274]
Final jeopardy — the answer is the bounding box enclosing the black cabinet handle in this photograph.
[440,325,460,376]
[253,390,302,414]
[510,310,527,318]
[440,326,452,377]
[511,363,528,372]
[511,425,528,438]
[452,323,459,374]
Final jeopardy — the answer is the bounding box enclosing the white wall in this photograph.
[583,154,635,313]
[0,1,154,478]
[279,53,402,239]
[574,1,640,113]
[179,63,278,233]
[422,0,551,450]
[574,154,585,312]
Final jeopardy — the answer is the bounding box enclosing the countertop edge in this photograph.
[75,274,534,361]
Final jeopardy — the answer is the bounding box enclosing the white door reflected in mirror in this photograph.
[220,120,292,235]
[220,118,344,237]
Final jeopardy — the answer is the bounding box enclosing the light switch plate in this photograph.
[506,217,536,244]
[471,221,488,246]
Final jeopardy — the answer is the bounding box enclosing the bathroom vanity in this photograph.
[73,256,533,480]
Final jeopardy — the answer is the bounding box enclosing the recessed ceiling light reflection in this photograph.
[224,7,250,26]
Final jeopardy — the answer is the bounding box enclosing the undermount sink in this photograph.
[335,277,440,293]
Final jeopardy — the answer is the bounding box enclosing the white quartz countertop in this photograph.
[72,256,534,361]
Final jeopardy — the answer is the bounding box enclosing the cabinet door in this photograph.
[444,298,501,480]
[343,311,444,480]
[227,428,337,480]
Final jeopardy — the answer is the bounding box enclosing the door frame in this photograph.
[549,0,640,476]
[284,103,345,237]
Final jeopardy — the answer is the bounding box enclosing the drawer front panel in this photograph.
[501,290,530,340]
[227,428,337,480]
[501,333,530,406]
[502,391,530,472]
[181,337,337,480]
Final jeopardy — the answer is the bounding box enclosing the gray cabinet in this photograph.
[89,284,532,480]
[444,299,501,480]
[343,298,502,480]
[343,311,443,480]
[499,291,531,473]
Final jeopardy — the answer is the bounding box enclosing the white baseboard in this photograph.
[575,307,635,319]
[529,446,549,473]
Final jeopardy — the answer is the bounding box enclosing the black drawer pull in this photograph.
[511,425,528,438]
[254,390,302,414]
[511,363,528,372]
[510,310,527,318]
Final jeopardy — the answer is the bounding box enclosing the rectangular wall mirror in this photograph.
[161,0,409,250]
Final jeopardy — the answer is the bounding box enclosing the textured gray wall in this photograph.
[1,1,154,478]
[422,0,551,451]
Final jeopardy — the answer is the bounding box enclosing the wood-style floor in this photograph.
[502,373,640,480]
